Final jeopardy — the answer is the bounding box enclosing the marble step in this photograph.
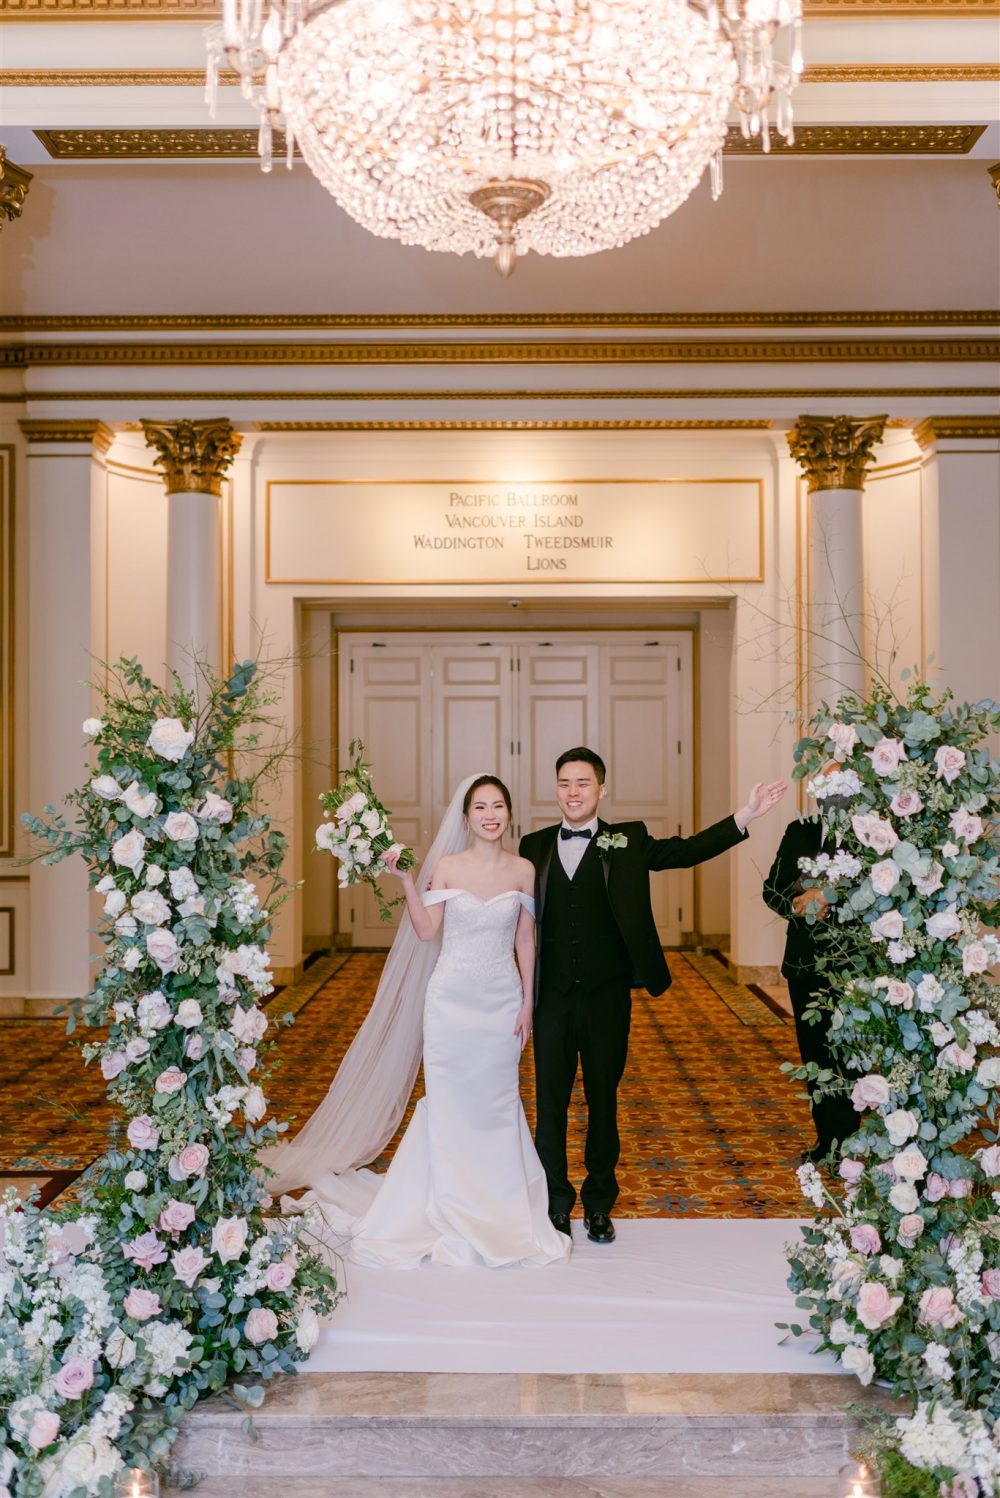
[171,1372,895,1482]
[167,1478,840,1497]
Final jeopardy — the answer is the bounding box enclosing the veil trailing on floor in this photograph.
[263,772,481,1199]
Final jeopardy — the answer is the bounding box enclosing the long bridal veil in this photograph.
[263,772,481,1199]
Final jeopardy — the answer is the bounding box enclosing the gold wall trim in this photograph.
[254,419,775,432]
[3,312,997,331]
[19,418,114,450]
[4,386,995,405]
[0,447,14,857]
[804,0,999,10]
[914,414,1000,447]
[5,62,998,86]
[0,0,995,17]
[2,339,997,366]
[32,124,989,158]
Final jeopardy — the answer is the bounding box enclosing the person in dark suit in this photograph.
[519,747,787,1244]
[763,814,858,1162]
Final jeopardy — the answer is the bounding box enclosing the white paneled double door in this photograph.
[339,631,694,949]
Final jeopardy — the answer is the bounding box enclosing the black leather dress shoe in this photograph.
[549,1212,572,1237]
[584,1212,615,1244]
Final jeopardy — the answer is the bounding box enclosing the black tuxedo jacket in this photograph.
[762,815,827,981]
[519,814,747,997]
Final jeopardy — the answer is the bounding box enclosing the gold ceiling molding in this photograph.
[254,420,776,431]
[788,414,888,492]
[2,338,998,367]
[3,386,996,404]
[32,124,990,159]
[3,312,997,331]
[804,0,999,9]
[5,61,997,87]
[18,418,114,450]
[0,149,33,231]
[913,414,1000,448]
[1,0,995,16]
[140,418,241,495]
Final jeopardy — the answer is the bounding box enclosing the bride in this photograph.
[267,773,570,1270]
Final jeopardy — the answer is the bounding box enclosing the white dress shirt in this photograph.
[557,816,600,879]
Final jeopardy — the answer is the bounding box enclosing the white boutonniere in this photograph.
[596,831,628,853]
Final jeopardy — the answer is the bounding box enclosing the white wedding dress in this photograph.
[306,888,570,1270]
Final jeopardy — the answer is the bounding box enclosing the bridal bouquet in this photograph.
[316,740,414,920]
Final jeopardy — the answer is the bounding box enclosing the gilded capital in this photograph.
[0,147,33,231]
[787,414,887,493]
[141,418,242,496]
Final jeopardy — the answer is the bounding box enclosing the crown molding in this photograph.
[914,414,1000,447]
[18,418,114,450]
[1,0,995,18]
[2,386,995,405]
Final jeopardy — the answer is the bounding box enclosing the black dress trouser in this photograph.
[532,974,632,1216]
[786,974,858,1157]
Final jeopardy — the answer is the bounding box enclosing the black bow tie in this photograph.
[560,827,592,841]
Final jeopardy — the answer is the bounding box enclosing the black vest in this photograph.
[540,839,632,994]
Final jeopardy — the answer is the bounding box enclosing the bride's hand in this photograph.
[382,844,410,880]
[514,1004,533,1051]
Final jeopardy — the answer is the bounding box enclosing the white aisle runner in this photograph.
[306,1219,844,1376]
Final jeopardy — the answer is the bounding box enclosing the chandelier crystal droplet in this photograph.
[207,0,803,275]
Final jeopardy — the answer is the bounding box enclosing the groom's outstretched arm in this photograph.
[642,815,747,872]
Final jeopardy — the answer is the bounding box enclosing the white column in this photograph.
[916,417,1000,706]
[22,419,111,1006]
[788,415,886,713]
[140,420,241,690]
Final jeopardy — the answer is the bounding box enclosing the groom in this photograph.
[520,747,785,1244]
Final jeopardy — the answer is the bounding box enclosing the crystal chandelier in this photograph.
[207,0,803,276]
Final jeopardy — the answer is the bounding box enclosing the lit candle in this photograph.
[837,1459,881,1498]
[112,1469,160,1498]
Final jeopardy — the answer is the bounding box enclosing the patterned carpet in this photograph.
[0,952,813,1217]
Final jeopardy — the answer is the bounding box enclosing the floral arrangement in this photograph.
[315,739,413,920]
[4,660,338,1496]
[781,679,1000,1495]
[596,831,628,853]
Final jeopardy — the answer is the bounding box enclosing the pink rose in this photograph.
[164,810,199,843]
[869,860,901,896]
[172,1244,211,1288]
[897,1214,924,1246]
[850,1224,881,1255]
[155,1066,187,1095]
[870,910,904,943]
[122,1230,167,1272]
[230,1005,268,1044]
[101,1052,127,1080]
[851,813,898,855]
[125,1037,150,1064]
[238,1046,257,1072]
[839,1160,864,1185]
[158,1199,197,1236]
[146,928,181,974]
[198,791,233,822]
[868,737,907,776]
[924,1173,949,1202]
[889,788,922,818]
[851,1074,891,1111]
[244,1307,279,1346]
[264,1260,295,1292]
[878,978,914,1010]
[27,1409,60,1451]
[981,1269,1000,1300]
[211,1215,249,1265]
[949,807,983,845]
[918,1286,962,1328]
[856,1281,903,1331]
[54,1356,94,1400]
[126,1114,160,1151]
[926,907,961,941]
[948,1176,973,1199]
[124,1287,162,1321]
[934,745,966,784]
[963,941,991,975]
[185,1033,204,1060]
[940,1043,976,1072]
[169,1142,210,1181]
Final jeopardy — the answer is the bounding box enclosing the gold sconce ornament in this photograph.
[0,146,33,230]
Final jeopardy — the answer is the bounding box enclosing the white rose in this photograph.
[131,889,171,926]
[889,1181,920,1214]
[949,807,983,845]
[91,774,122,801]
[104,890,127,918]
[163,811,199,844]
[125,1037,150,1063]
[169,867,199,901]
[851,813,899,855]
[962,941,992,975]
[978,1145,1000,1176]
[174,999,203,1029]
[137,990,171,1031]
[82,718,103,737]
[111,829,146,876]
[147,717,194,763]
[826,721,859,761]
[893,1145,927,1181]
[926,907,961,941]
[115,913,138,939]
[841,1344,875,1385]
[211,1215,249,1265]
[121,948,142,972]
[912,862,945,897]
[975,1058,1000,1088]
[884,1108,920,1147]
[122,781,159,819]
[868,737,907,776]
[95,875,116,893]
[146,928,181,974]
[295,1306,320,1353]
[243,1084,267,1123]
[917,974,945,1011]
[105,1328,136,1368]
[869,860,901,897]
[178,896,206,919]
[315,822,338,852]
[941,841,960,860]
[197,791,233,823]
[145,864,165,886]
[871,910,904,943]
[124,1170,147,1191]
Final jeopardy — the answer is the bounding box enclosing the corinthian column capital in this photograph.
[787,415,887,494]
[0,147,33,231]
[141,418,242,497]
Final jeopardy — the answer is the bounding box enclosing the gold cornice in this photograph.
[0,149,33,231]
[804,0,1000,10]
[1,0,995,16]
[18,418,114,451]
[913,414,1000,448]
[5,62,997,86]
[3,386,995,405]
[252,419,775,432]
[2,338,998,366]
[2,312,997,331]
[31,124,989,158]
[788,414,888,492]
[140,418,241,496]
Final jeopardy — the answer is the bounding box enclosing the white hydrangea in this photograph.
[140,1318,194,1394]
[230,879,260,927]
[898,1403,970,1472]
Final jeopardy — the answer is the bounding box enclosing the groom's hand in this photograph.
[734,779,788,831]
